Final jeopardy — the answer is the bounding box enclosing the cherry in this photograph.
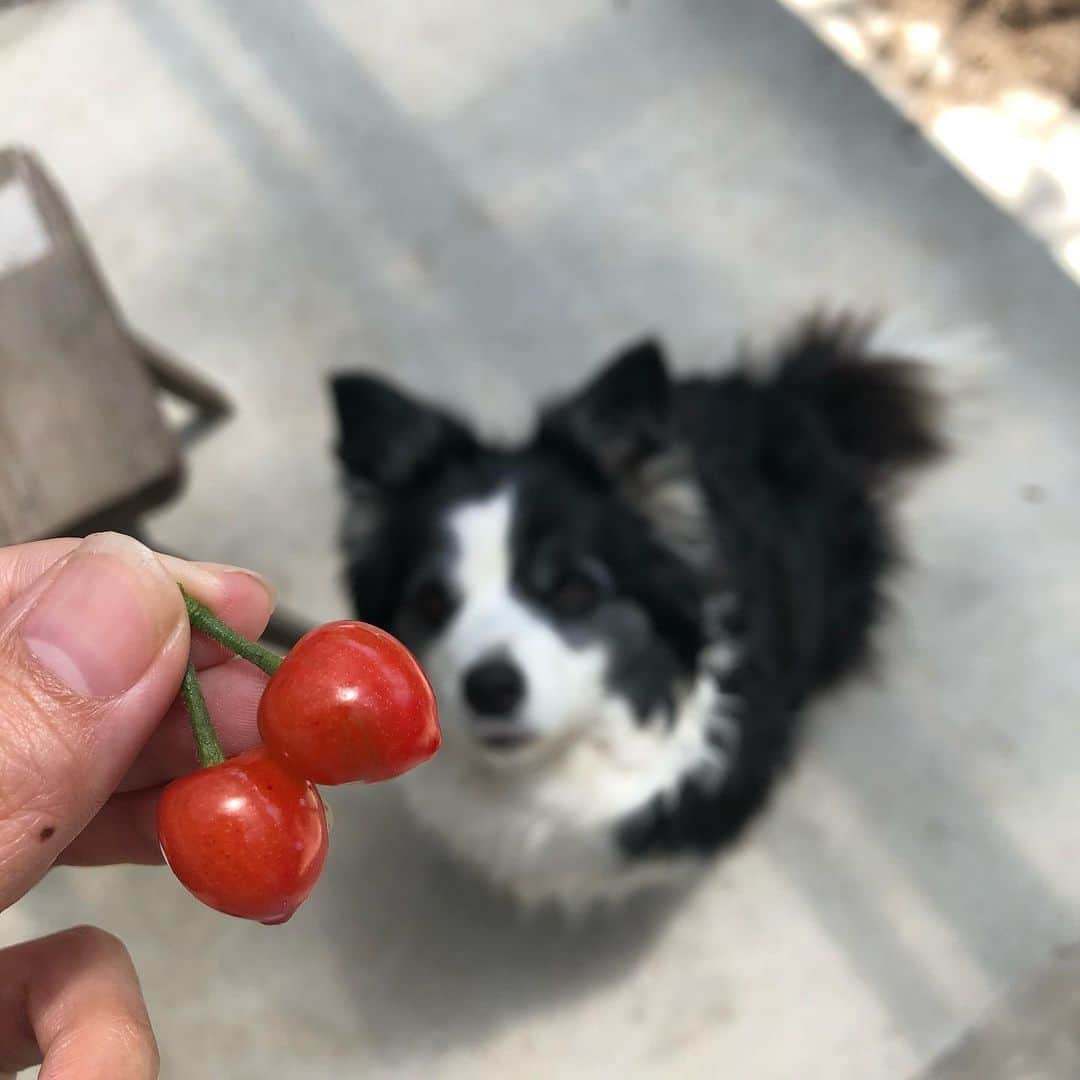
[158,747,328,925]
[160,598,438,923]
[257,621,440,785]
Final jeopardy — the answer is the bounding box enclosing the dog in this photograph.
[329,314,943,910]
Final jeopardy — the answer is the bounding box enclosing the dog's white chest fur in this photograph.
[400,684,724,910]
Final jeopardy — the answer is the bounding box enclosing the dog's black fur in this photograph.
[331,314,941,884]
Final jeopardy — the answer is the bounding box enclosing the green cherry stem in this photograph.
[181,588,283,676]
[181,661,225,768]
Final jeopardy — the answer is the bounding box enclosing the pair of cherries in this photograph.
[157,594,440,924]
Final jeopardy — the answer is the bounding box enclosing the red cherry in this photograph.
[257,621,440,785]
[158,747,328,924]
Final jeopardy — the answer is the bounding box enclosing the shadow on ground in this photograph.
[307,787,688,1062]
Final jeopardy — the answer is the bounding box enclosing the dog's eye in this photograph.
[409,578,457,629]
[545,560,611,618]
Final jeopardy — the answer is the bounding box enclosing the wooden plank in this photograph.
[0,148,181,544]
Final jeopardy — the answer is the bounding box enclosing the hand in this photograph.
[0,534,274,1079]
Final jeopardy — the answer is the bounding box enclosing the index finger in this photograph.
[0,541,275,669]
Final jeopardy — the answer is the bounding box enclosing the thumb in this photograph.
[0,533,189,910]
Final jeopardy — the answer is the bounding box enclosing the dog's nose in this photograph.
[463,657,525,717]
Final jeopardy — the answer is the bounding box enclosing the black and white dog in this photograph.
[330,316,942,910]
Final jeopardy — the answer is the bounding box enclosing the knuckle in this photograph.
[51,930,158,1072]
[52,1014,159,1080]
[62,924,131,963]
[101,1016,160,1079]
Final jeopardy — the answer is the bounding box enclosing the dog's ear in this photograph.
[539,338,672,477]
[330,372,478,491]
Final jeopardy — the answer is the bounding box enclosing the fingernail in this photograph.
[220,567,277,609]
[20,533,183,697]
[158,556,277,610]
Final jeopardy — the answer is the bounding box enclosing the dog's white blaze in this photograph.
[421,487,611,741]
[400,485,734,910]
[449,489,515,609]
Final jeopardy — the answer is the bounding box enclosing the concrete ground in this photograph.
[924,946,1080,1079]
[4,0,1080,1076]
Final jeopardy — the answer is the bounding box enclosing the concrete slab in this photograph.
[922,947,1080,1079]
[4,0,1080,1077]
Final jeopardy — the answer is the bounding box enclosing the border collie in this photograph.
[330,315,942,910]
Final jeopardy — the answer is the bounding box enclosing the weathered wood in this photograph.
[0,148,181,544]
[133,333,232,426]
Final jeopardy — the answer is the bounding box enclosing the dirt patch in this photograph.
[880,0,1080,106]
